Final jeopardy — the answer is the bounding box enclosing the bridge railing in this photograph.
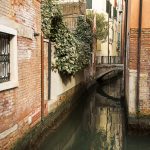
[96,56,121,65]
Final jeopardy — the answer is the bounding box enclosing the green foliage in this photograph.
[42,0,92,75]
[74,16,93,69]
[86,10,108,42]
[41,0,62,39]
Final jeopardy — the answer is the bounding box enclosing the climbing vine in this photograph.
[74,16,93,69]
[41,0,92,75]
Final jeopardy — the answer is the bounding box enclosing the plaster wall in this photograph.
[50,44,85,101]
[130,0,150,28]
[142,0,150,28]
[127,69,137,115]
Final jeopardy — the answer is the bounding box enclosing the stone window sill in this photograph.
[0,81,19,91]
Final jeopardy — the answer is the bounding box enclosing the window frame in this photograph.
[0,25,18,91]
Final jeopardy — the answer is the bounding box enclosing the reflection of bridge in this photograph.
[95,56,124,79]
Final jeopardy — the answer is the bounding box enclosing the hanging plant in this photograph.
[42,0,93,75]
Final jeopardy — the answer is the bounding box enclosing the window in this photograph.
[109,4,112,18]
[106,0,110,14]
[0,25,18,91]
[0,32,10,83]
[86,0,92,9]
[106,0,112,18]
[113,7,117,19]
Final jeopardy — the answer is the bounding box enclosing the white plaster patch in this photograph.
[128,69,137,114]
[28,116,32,125]
[0,124,18,140]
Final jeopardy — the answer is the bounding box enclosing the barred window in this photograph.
[0,25,18,91]
[0,32,11,83]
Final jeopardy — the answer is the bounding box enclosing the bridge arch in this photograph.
[95,64,124,80]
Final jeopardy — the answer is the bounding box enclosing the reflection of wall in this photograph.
[83,76,123,149]
[96,107,123,150]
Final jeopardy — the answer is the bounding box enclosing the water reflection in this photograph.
[73,74,124,150]
[39,75,124,150]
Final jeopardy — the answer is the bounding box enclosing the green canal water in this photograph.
[39,75,150,150]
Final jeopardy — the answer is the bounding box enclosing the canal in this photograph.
[38,73,150,150]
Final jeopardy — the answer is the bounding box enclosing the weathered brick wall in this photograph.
[61,1,86,31]
[0,0,41,149]
[128,28,150,116]
[0,0,88,149]
[12,83,86,149]
[139,28,150,115]
[129,29,138,70]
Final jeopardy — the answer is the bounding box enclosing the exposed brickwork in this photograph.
[139,28,150,115]
[0,1,87,149]
[0,0,12,17]
[129,28,150,116]
[61,2,86,31]
[12,83,86,150]
[129,29,138,70]
[0,0,41,149]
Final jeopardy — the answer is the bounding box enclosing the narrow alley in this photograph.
[0,0,150,150]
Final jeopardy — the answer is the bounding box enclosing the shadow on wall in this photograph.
[59,73,72,85]
[59,70,84,86]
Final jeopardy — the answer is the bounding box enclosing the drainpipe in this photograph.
[41,33,45,121]
[124,0,128,100]
[136,0,143,117]
[108,0,110,64]
[120,0,124,63]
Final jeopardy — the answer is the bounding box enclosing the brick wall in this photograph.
[139,28,150,115]
[128,28,150,116]
[61,1,86,31]
[0,0,88,149]
[0,0,41,149]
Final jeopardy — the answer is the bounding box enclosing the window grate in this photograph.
[0,32,10,83]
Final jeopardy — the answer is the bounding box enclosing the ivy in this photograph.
[42,0,92,75]
[74,16,93,68]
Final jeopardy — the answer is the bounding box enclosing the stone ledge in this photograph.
[0,124,18,140]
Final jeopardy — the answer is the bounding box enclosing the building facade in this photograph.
[0,0,87,149]
[124,0,150,124]
[0,0,42,149]
[87,0,123,62]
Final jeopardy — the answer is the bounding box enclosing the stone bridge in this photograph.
[95,56,124,79]
[87,56,124,88]
[95,64,124,79]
